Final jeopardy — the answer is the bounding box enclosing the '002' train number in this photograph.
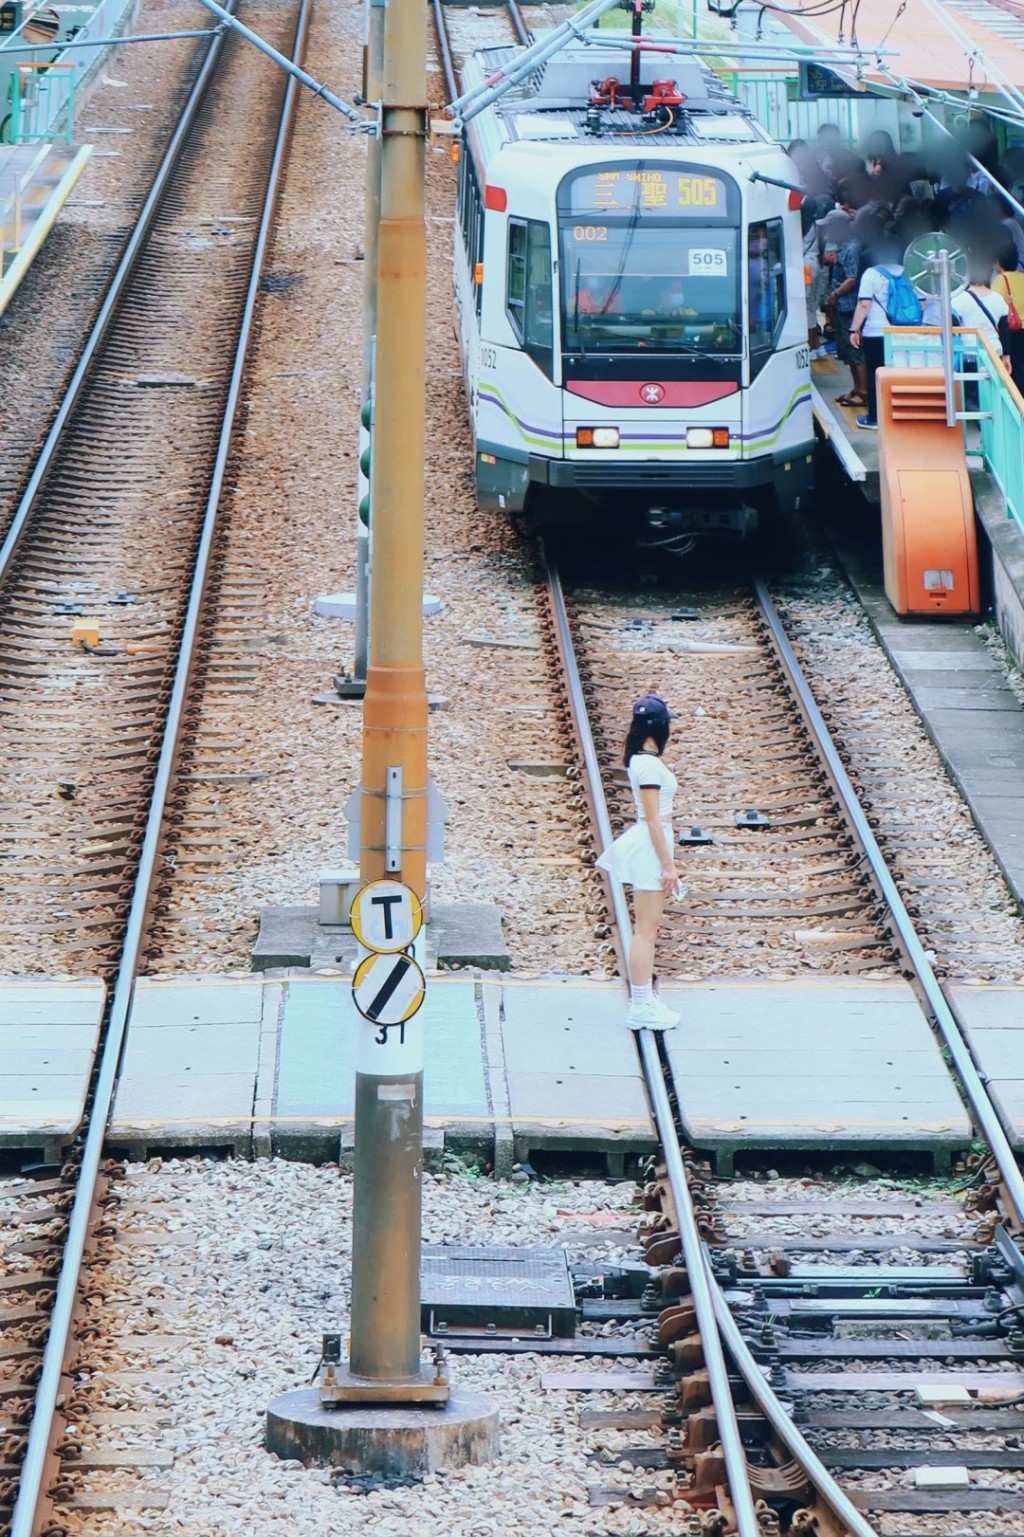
[572,225,608,241]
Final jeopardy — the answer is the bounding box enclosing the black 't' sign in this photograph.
[371,892,403,940]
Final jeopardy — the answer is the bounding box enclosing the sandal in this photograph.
[835,392,866,407]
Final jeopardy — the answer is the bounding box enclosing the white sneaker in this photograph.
[810,345,829,361]
[626,997,680,1031]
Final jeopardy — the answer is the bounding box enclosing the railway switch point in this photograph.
[265,1385,498,1474]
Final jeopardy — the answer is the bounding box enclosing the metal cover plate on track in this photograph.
[421,1245,577,1339]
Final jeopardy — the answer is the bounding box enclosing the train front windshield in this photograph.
[557,164,741,355]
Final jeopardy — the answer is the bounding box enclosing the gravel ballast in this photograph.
[57,1161,687,1536]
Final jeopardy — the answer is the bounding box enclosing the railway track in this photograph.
[0,4,307,1529]
[0,3,212,541]
[543,551,1024,1535]
[431,0,531,99]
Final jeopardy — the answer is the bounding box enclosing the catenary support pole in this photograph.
[344,0,440,1400]
[353,0,385,684]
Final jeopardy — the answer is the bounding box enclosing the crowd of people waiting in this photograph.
[793,122,1024,429]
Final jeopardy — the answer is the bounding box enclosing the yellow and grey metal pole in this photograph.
[340,0,445,1403]
[353,0,385,682]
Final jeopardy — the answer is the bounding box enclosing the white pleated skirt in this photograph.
[596,821,674,892]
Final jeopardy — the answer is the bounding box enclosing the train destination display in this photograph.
[567,169,727,216]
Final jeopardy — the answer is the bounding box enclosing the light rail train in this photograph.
[454,35,815,537]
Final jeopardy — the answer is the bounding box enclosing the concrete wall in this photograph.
[972,470,1024,672]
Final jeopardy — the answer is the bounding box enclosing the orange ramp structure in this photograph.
[876,366,980,618]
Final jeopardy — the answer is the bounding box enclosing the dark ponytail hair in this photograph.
[623,717,669,767]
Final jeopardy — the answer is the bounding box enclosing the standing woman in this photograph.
[993,243,1024,394]
[597,695,683,1031]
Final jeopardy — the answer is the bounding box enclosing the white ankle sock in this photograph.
[630,983,653,1005]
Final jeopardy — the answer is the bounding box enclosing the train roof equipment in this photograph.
[462,40,773,152]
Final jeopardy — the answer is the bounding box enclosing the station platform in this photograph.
[0,977,105,1161]
[0,141,91,319]
[840,544,1024,912]
[812,359,879,500]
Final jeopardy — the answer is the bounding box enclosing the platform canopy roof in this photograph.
[773,0,1024,96]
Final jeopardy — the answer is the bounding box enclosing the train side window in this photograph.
[507,219,553,377]
[748,219,786,363]
[507,219,528,337]
[524,222,553,377]
[459,150,484,318]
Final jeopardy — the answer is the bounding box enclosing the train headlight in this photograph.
[577,426,620,449]
[686,427,730,448]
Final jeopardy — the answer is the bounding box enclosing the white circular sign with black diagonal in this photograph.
[350,879,423,954]
[352,949,426,1027]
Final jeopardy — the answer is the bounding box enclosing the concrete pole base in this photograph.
[266,1386,499,1475]
[315,592,442,619]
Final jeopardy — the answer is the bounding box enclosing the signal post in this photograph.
[326,0,442,1406]
[268,0,498,1472]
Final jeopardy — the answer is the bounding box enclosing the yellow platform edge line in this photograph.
[0,144,92,321]
[811,382,868,484]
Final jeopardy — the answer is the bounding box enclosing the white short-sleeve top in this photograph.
[857,264,905,337]
[627,753,677,822]
[952,287,1009,356]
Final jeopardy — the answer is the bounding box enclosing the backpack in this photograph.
[876,268,922,326]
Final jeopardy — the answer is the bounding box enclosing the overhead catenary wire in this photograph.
[447,0,890,125]
[919,0,1024,122]
[189,0,367,122]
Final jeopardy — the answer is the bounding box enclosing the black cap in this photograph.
[633,693,674,725]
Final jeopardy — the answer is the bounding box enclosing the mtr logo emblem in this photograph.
[640,382,665,404]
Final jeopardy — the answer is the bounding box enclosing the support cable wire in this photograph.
[920,0,1024,122]
[190,0,368,122]
[875,64,1024,223]
[0,26,224,53]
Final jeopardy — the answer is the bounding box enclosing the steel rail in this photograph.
[0,0,236,586]
[753,577,1024,1228]
[507,0,531,48]
[7,1,310,1530]
[432,0,529,102]
[432,0,459,103]
[543,553,761,1537]
[546,552,887,1537]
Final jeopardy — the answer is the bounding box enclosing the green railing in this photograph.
[885,326,1024,534]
